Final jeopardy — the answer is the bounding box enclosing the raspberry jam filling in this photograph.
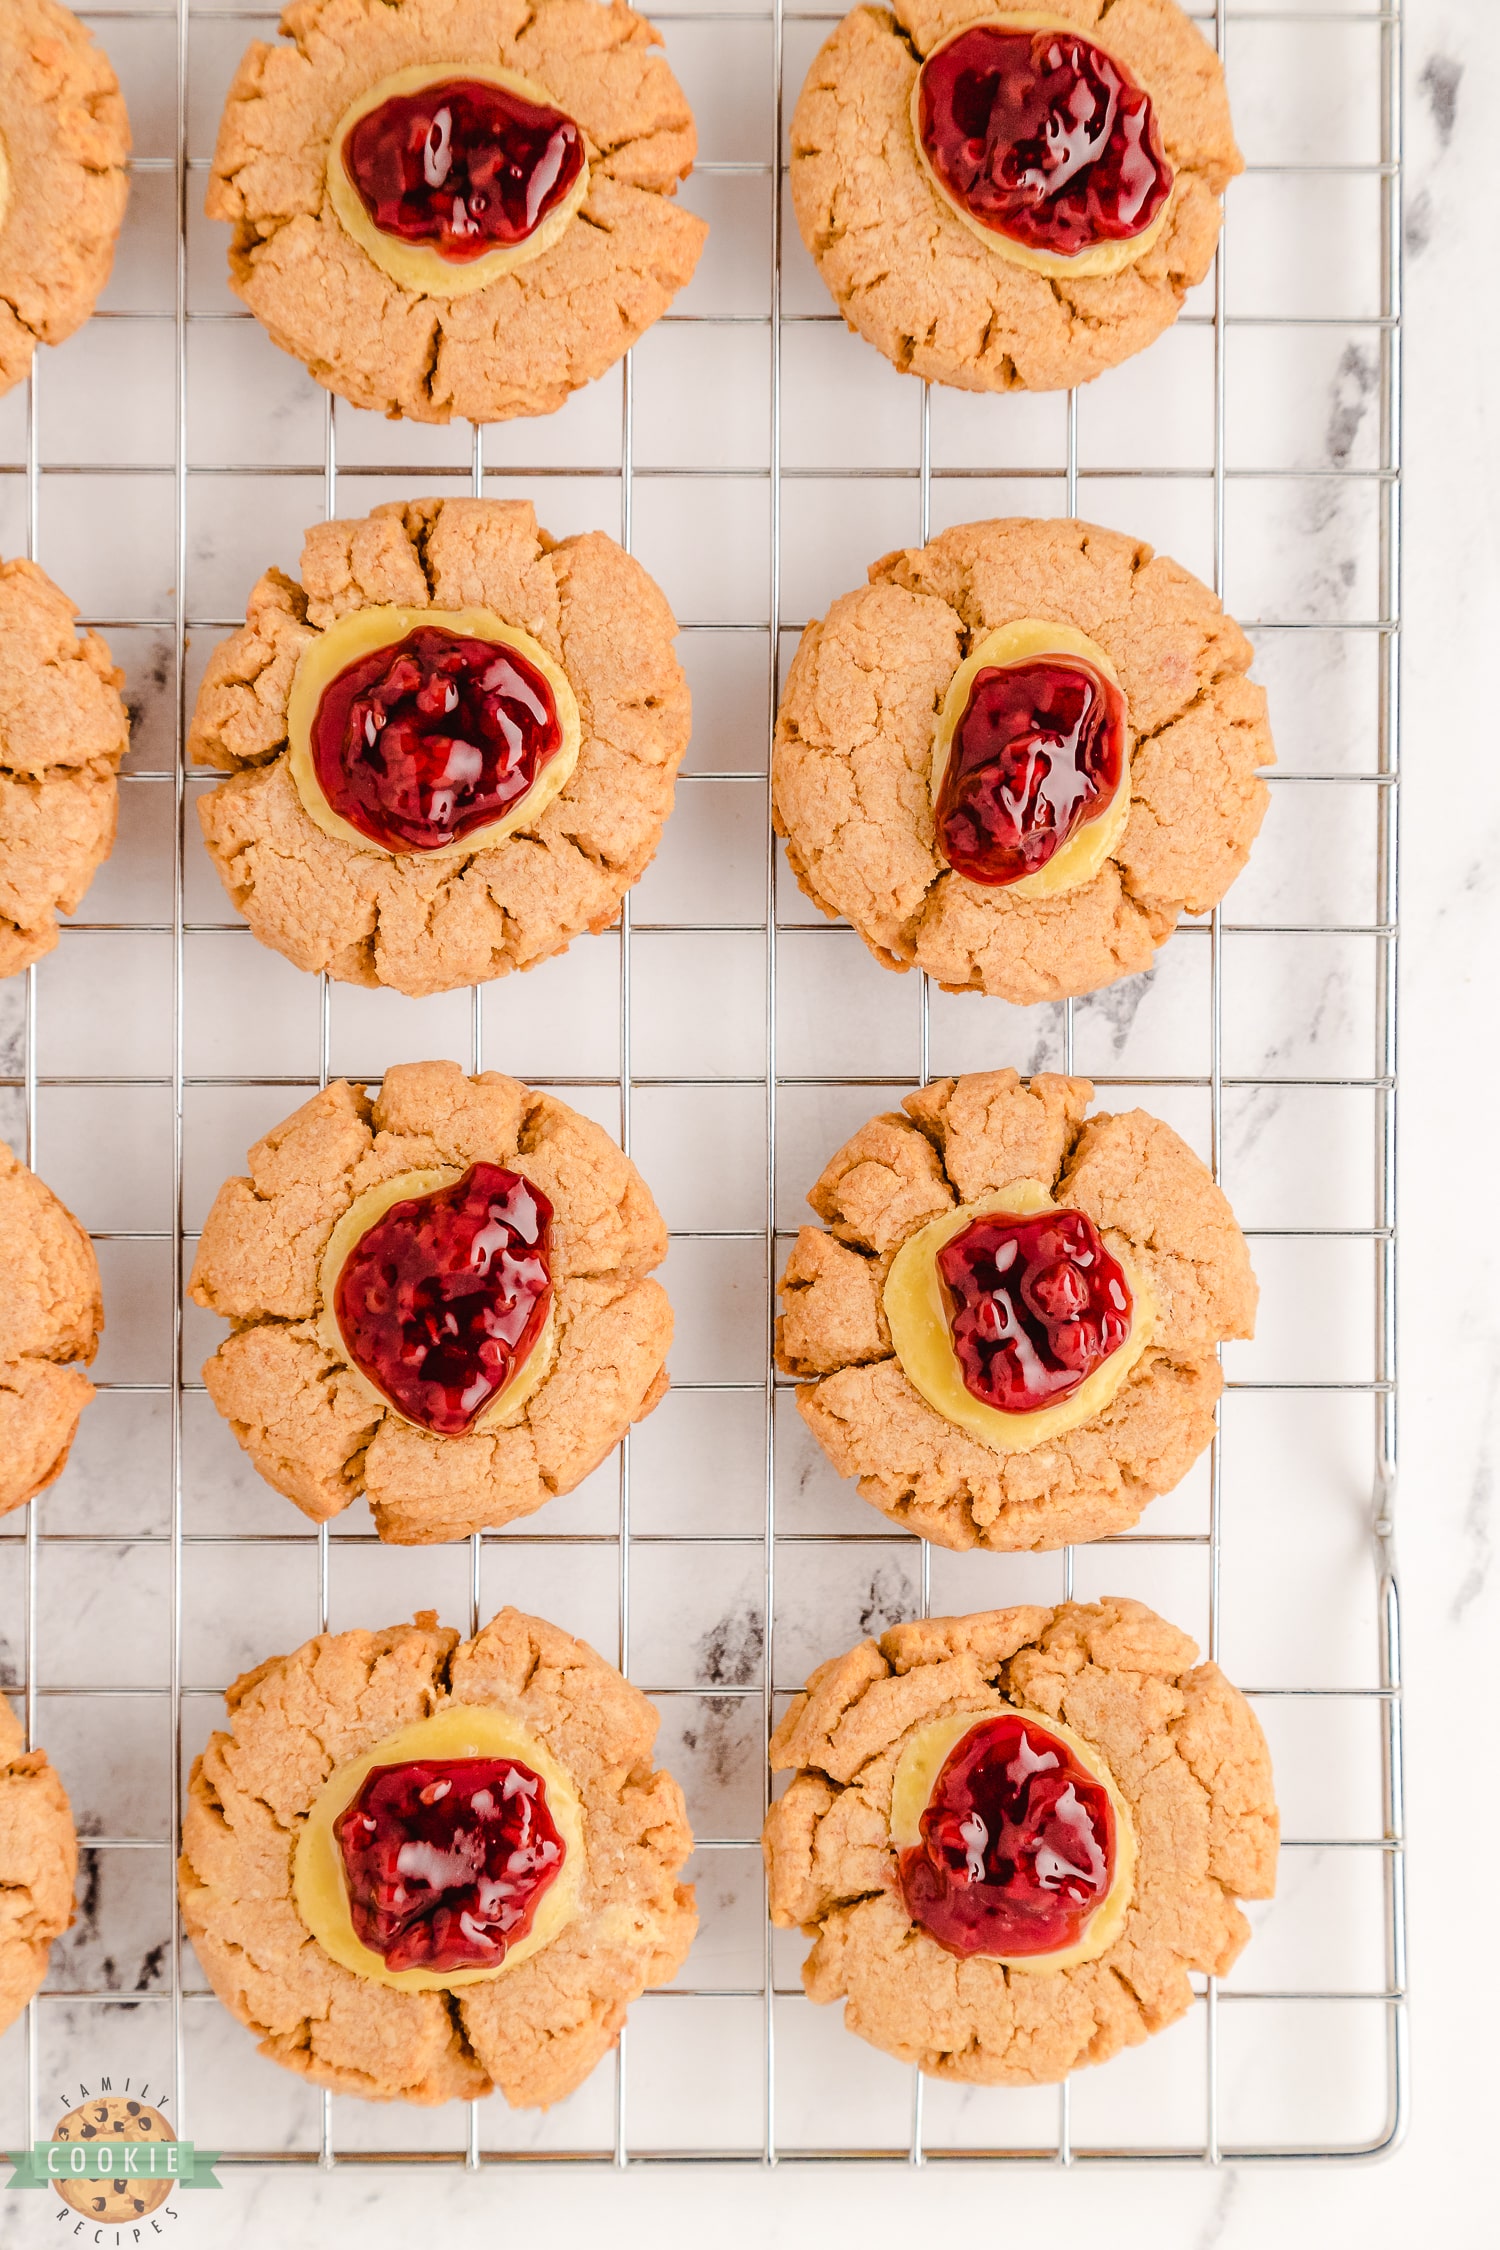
[937,1206,1132,1415]
[899,1711,1115,1958]
[310,624,564,854]
[335,1755,565,1974]
[342,78,585,261]
[935,657,1125,887]
[333,1162,553,1435]
[916,24,1172,257]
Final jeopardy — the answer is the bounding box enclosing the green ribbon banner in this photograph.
[4,2140,222,2190]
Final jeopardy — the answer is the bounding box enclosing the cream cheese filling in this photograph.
[889,1701,1137,1975]
[930,617,1130,901]
[316,1166,557,1434]
[293,1704,586,1992]
[882,1177,1155,1453]
[327,60,591,298]
[910,12,1175,281]
[286,604,581,859]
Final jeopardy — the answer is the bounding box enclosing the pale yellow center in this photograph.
[882,1178,1155,1454]
[316,1167,557,1433]
[889,1702,1136,1974]
[293,1704,586,1992]
[286,605,581,859]
[911,12,1174,279]
[931,617,1130,901]
[326,61,591,298]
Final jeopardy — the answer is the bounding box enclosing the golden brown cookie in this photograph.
[0,0,130,399]
[791,2,1239,393]
[190,497,690,996]
[0,1691,77,2035]
[0,1140,101,1518]
[180,1607,696,2106]
[0,558,131,976]
[207,0,707,423]
[777,1069,1255,1549]
[190,1061,673,1543]
[773,517,1273,1002]
[764,1598,1276,2085]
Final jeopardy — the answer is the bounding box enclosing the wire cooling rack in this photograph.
[0,0,1403,2175]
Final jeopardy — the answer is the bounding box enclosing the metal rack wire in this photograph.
[1,0,1403,2172]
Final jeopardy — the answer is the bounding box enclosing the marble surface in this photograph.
[0,0,1492,2240]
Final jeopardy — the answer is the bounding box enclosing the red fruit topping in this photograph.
[334,1162,553,1436]
[342,77,585,262]
[335,1756,565,1974]
[935,656,1125,887]
[309,624,564,854]
[899,1711,1116,1959]
[916,24,1172,257]
[937,1206,1132,1415]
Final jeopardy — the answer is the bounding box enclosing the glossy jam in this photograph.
[309,625,564,854]
[899,1711,1114,1958]
[342,78,585,261]
[335,1755,565,1973]
[935,657,1125,887]
[333,1162,553,1435]
[916,25,1172,257]
[937,1206,1132,1415]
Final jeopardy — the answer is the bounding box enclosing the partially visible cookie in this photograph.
[0,0,130,397]
[0,1690,77,2034]
[180,1607,697,2105]
[0,558,131,976]
[190,496,690,996]
[773,517,1273,1003]
[791,2,1239,394]
[0,1141,101,1518]
[778,1069,1255,1549]
[190,1061,673,1543]
[764,1598,1277,2085]
[207,0,707,423]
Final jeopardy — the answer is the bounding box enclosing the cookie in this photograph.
[0,0,130,399]
[0,1140,102,1519]
[777,1069,1254,1549]
[773,517,1273,1003]
[764,1598,1276,2085]
[0,1691,77,2036]
[0,558,131,976]
[190,1061,672,1543]
[207,0,707,423]
[51,2099,173,2221]
[790,2,1239,394]
[180,1606,696,2105]
[189,497,690,996]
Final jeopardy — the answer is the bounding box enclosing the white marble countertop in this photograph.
[2,0,1490,2241]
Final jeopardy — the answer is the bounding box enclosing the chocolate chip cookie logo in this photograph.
[4,2080,221,2230]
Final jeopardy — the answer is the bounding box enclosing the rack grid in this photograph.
[0,0,1404,2173]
